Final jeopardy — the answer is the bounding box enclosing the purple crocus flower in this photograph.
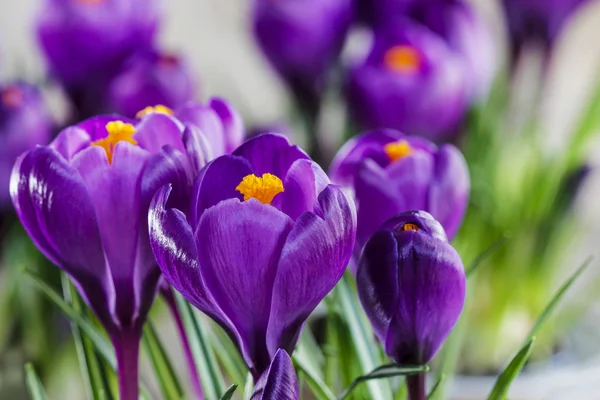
[503,0,591,59]
[149,133,356,377]
[10,111,204,400]
[107,50,197,119]
[252,0,354,109]
[346,19,470,140]
[36,0,159,88]
[330,129,469,263]
[357,211,465,398]
[0,82,52,210]
[250,349,299,400]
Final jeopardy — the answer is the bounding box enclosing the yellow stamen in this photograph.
[236,173,284,205]
[136,105,174,119]
[384,140,412,162]
[401,223,419,232]
[384,45,421,73]
[91,121,137,164]
[1,86,23,108]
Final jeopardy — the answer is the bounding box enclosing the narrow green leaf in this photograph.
[394,381,407,400]
[24,363,47,400]
[337,274,393,400]
[209,322,246,385]
[466,235,509,277]
[427,374,445,400]
[487,338,535,400]
[338,364,429,400]
[142,321,184,400]
[219,384,238,400]
[174,292,225,399]
[294,351,336,400]
[243,372,254,400]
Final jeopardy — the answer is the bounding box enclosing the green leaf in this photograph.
[466,235,509,277]
[487,338,535,400]
[174,292,225,399]
[338,364,429,400]
[427,374,445,400]
[294,350,336,400]
[337,274,393,400]
[219,384,238,400]
[209,321,247,386]
[142,321,184,400]
[24,363,47,400]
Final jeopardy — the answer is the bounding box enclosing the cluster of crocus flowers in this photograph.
[357,211,466,399]
[149,133,356,377]
[330,129,469,262]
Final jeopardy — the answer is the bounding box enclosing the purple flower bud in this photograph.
[502,0,590,58]
[252,0,354,99]
[36,0,159,87]
[107,51,197,119]
[357,211,466,365]
[149,133,356,377]
[346,19,470,139]
[330,129,469,263]
[0,82,52,209]
[250,349,299,400]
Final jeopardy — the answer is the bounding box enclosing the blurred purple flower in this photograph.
[503,0,591,59]
[149,133,356,377]
[0,82,52,209]
[36,0,159,88]
[330,129,469,263]
[357,211,466,365]
[107,51,197,119]
[346,19,470,140]
[10,112,206,400]
[250,349,299,400]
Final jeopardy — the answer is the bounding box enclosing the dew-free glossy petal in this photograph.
[134,113,186,154]
[251,349,299,400]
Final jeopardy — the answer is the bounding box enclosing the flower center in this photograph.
[401,223,419,231]
[384,140,412,162]
[236,173,284,205]
[92,121,137,164]
[136,105,174,119]
[1,86,23,109]
[384,45,421,73]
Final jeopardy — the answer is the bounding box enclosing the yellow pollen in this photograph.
[384,140,413,162]
[401,223,420,232]
[384,45,421,73]
[136,105,174,119]
[91,121,137,164]
[236,173,285,205]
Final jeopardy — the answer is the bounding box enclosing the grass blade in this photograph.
[427,374,445,400]
[338,364,429,400]
[294,350,336,400]
[466,235,509,277]
[24,363,47,400]
[487,338,535,400]
[219,384,238,400]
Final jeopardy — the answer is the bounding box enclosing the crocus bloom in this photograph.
[149,133,356,377]
[251,349,299,400]
[107,51,197,119]
[357,211,466,365]
[330,129,469,261]
[11,110,206,400]
[36,0,159,88]
[252,0,354,106]
[0,82,52,209]
[503,0,590,59]
[346,19,470,139]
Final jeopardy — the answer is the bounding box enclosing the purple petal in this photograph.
[428,144,469,239]
[356,230,399,343]
[77,115,137,141]
[196,198,294,372]
[267,185,356,356]
[209,98,245,153]
[10,147,114,328]
[176,103,226,157]
[182,124,212,177]
[49,127,92,161]
[134,113,186,154]
[233,134,309,179]
[190,155,253,227]
[251,349,299,400]
[385,149,434,211]
[272,159,330,220]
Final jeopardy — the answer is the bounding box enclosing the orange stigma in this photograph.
[401,223,419,232]
[236,173,284,205]
[136,105,174,119]
[92,121,137,164]
[384,46,421,73]
[2,86,23,108]
[384,140,412,162]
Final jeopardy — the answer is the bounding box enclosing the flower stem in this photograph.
[112,330,142,400]
[407,373,426,400]
[163,289,204,399]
